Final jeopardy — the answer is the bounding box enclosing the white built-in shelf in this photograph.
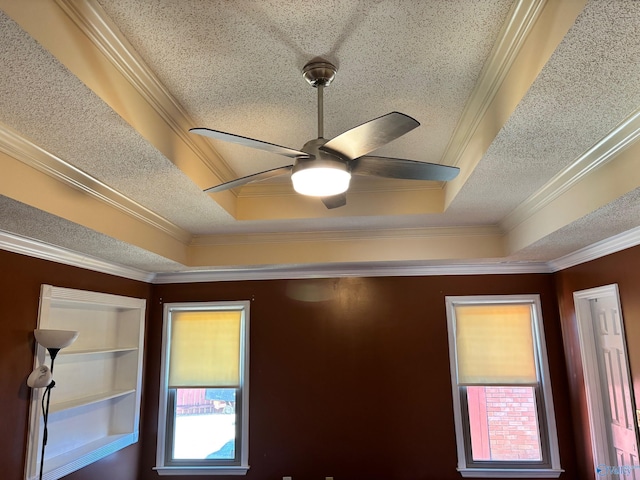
[24,285,146,480]
[49,389,136,414]
[43,433,138,480]
[51,346,139,356]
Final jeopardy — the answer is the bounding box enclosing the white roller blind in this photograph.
[168,310,241,388]
[455,304,537,385]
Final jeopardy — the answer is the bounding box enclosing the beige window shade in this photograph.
[169,310,241,388]
[455,304,537,385]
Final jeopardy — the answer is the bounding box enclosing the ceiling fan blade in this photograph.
[351,156,460,181]
[320,112,419,160]
[204,165,293,193]
[321,192,347,209]
[190,128,311,159]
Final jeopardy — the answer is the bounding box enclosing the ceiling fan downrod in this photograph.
[302,60,337,140]
[318,85,324,139]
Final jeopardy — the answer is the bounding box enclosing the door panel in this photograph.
[590,294,639,476]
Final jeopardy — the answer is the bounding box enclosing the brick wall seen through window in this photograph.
[468,386,542,461]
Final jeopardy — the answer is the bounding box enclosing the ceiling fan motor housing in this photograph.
[297,138,348,168]
[292,155,350,175]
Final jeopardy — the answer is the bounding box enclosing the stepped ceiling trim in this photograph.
[443,0,586,207]
[56,0,236,185]
[2,0,638,277]
[7,224,639,283]
[502,107,640,233]
[549,225,640,272]
[0,230,154,282]
[0,122,190,243]
[60,0,557,215]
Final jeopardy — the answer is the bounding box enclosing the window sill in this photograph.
[458,468,564,478]
[154,466,249,476]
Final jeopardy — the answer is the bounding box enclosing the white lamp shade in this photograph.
[27,365,53,388]
[34,329,78,349]
[291,166,351,196]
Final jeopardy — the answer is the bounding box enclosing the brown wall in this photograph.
[140,274,577,480]
[555,244,640,480]
[2,245,582,480]
[0,249,151,480]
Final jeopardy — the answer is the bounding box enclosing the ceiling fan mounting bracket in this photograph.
[302,60,337,87]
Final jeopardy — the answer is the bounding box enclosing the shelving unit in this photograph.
[24,285,146,480]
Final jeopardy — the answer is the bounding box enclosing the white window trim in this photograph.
[445,295,563,478]
[155,301,250,476]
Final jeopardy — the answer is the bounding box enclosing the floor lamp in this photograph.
[27,329,79,480]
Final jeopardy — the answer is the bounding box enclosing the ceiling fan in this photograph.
[190,59,460,209]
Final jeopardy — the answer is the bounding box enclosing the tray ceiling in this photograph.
[1,0,640,279]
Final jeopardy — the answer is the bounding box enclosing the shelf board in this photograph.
[50,389,135,414]
[40,432,138,480]
[48,346,138,356]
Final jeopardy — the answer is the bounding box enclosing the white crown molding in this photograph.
[152,261,552,284]
[2,224,639,282]
[439,0,546,170]
[55,0,236,185]
[548,225,640,272]
[502,107,640,232]
[0,122,190,244]
[0,230,154,283]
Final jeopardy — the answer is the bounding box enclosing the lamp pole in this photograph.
[28,329,78,480]
[38,348,60,480]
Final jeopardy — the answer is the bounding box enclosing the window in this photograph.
[155,301,250,476]
[445,295,562,478]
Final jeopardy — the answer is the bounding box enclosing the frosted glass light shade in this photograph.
[34,329,78,349]
[291,166,351,196]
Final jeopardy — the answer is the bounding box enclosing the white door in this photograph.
[590,294,639,474]
[574,284,640,478]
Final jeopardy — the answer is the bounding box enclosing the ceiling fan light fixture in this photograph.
[291,162,351,197]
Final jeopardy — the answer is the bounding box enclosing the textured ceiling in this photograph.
[0,195,185,272]
[449,0,640,223]
[0,10,234,234]
[0,0,640,279]
[97,0,512,176]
